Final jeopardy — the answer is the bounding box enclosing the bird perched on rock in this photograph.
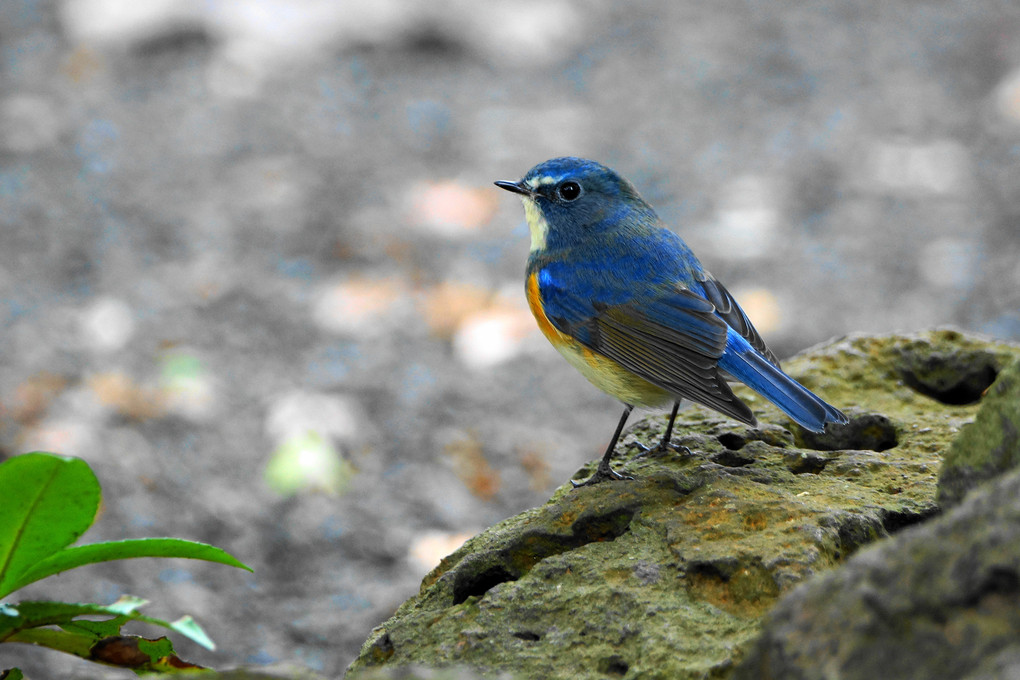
[495,157,847,486]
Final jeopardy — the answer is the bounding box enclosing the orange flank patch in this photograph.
[524,271,672,407]
[525,271,569,346]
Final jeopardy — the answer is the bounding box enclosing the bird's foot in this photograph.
[634,437,691,458]
[571,464,633,488]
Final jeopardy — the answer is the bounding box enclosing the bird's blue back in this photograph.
[511,157,847,433]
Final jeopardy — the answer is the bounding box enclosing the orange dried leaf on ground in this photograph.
[419,281,493,339]
[443,434,500,501]
[62,46,103,83]
[313,275,407,335]
[12,371,67,423]
[519,448,552,492]
[87,372,166,421]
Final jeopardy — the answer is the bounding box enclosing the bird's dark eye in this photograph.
[557,181,582,202]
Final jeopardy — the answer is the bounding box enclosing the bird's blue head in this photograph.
[495,157,654,253]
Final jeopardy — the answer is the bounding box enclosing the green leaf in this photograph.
[4,627,96,657]
[134,635,176,662]
[0,600,136,639]
[5,538,251,594]
[166,615,213,650]
[59,615,128,639]
[2,667,25,680]
[0,598,217,651]
[0,453,101,598]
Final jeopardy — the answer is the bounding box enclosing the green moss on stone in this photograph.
[347,330,1020,680]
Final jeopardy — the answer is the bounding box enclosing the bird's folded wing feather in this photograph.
[696,272,780,366]
[539,267,755,424]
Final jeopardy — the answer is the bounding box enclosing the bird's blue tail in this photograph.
[718,335,848,433]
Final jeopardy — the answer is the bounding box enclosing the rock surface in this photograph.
[937,356,1020,508]
[346,330,1020,679]
[735,466,1020,680]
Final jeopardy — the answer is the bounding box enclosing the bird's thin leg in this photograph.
[634,400,689,456]
[658,400,680,450]
[573,404,635,487]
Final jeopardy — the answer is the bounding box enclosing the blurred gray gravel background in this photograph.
[3,0,1020,676]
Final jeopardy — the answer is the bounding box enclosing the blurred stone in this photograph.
[78,296,136,352]
[456,0,584,67]
[938,357,1020,508]
[735,466,1020,680]
[918,237,981,290]
[311,276,409,337]
[995,67,1020,125]
[706,175,779,260]
[867,137,970,195]
[264,390,365,444]
[61,0,205,47]
[0,95,63,153]
[348,331,1020,678]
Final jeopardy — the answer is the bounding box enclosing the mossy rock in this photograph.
[347,330,1020,680]
[735,466,1020,680]
[937,356,1020,508]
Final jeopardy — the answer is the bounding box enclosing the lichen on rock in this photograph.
[346,330,1020,680]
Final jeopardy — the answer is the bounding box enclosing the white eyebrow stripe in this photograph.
[525,175,558,190]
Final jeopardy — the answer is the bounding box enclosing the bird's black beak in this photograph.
[494,180,531,196]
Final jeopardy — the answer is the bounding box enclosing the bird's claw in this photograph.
[571,465,633,487]
[634,438,690,458]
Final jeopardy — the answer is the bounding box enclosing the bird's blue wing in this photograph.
[695,271,779,366]
[535,259,756,424]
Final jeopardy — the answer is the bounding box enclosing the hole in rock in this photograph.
[452,565,518,605]
[599,655,630,676]
[900,349,999,405]
[881,506,939,534]
[977,567,1020,599]
[717,432,747,450]
[799,413,898,452]
[712,450,755,468]
[512,630,541,641]
[449,507,636,605]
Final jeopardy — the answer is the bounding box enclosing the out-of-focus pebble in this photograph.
[866,138,970,195]
[918,237,981,290]
[311,276,408,337]
[0,95,63,153]
[264,389,364,444]
[79,297,135,353]
[708,175,779,260]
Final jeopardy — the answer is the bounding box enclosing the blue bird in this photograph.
[495,157,848,486]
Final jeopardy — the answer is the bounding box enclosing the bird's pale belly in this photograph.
[525,271,673,407]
